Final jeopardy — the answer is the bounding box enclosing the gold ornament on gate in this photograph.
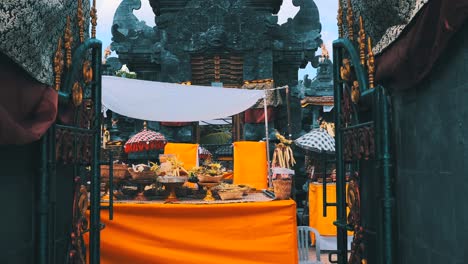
[54,38,64,91]
[337,0,343,38]
[72,82,83,106]
[351,80,360,104]
[340,58,351,82]
[77,0,85,43]
[83,61,93,84]
[367,37,375,88]
[90,0,97,38]
[358,16,366,66]
[64,16,73,69]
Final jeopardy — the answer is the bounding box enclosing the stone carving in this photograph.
[111,0,324,142]
[112,0,155,41]
[111,0,158,59]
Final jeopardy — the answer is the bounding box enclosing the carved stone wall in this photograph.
[111,0,323,142]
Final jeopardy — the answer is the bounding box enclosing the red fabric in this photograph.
[124,141,167,153]
[244,107,274,123]
[160,122,192,127]
[375,0,468,91]
[0,54,57,145]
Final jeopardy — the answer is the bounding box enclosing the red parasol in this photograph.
[198,146,212,160]
[124,123,167,153]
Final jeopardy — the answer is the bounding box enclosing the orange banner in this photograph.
[233,141,268,190]
[164,143,199,170]
[89,200,298,264]
[309,183,352,237]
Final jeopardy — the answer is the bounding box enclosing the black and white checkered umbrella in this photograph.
[294,128,335,154]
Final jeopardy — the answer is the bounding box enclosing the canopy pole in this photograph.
[285,85,296,200]
[263,92,272,189]
[285,85,292,139]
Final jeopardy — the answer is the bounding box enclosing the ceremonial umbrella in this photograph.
[294,128,335,154]
[198,146,212,160]
[124,123,167,153]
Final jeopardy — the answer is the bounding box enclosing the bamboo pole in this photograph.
[263,92,272,188]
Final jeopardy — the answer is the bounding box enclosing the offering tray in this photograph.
[212,183,252,196]
[197,182,221,201]
[157,175,188,183]
[217,190,243,200]
[157,176,187,202]
[133,178,155,201]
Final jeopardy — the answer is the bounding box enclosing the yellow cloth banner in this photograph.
[87,200,298,264]
[233,141,268,190]
[164,143,198,170]
[309,183,352,239]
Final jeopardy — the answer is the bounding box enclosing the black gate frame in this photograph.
[37,38,103,264]
[327,37,395,264]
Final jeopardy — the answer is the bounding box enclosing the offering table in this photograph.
[94,199,298,264]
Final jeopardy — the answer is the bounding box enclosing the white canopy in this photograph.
[102,76,265,122]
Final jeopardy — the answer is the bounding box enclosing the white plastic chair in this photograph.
[297,226,322,264]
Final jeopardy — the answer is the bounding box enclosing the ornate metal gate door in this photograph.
[38,37,103,264]
[330,34,394,264]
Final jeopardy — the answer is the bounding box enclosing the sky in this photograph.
[95,0,338,80]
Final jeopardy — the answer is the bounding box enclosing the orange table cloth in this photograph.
[309,183,352,237]
[94,200,298,264]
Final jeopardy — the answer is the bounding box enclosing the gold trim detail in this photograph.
[358,16,366,66]
[78,0,84,43]
[54,38,64,91]
[351,80,360,104]
[337,0,343,38]
[367,37,375,88]
[340,58,351,82]
[83,61,93,84]
[72,82,83,106]
[346,0,354,41]
[64,16,73,69]
[90,0,97,38]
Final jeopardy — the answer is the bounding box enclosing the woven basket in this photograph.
[273,179,292,200]
[237,185,251,196]
[101,164,130,180]
[127,168,155,181]
[197,174,224,183]
[218,190,243,200]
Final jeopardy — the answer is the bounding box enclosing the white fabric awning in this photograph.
[102,76,265,122]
